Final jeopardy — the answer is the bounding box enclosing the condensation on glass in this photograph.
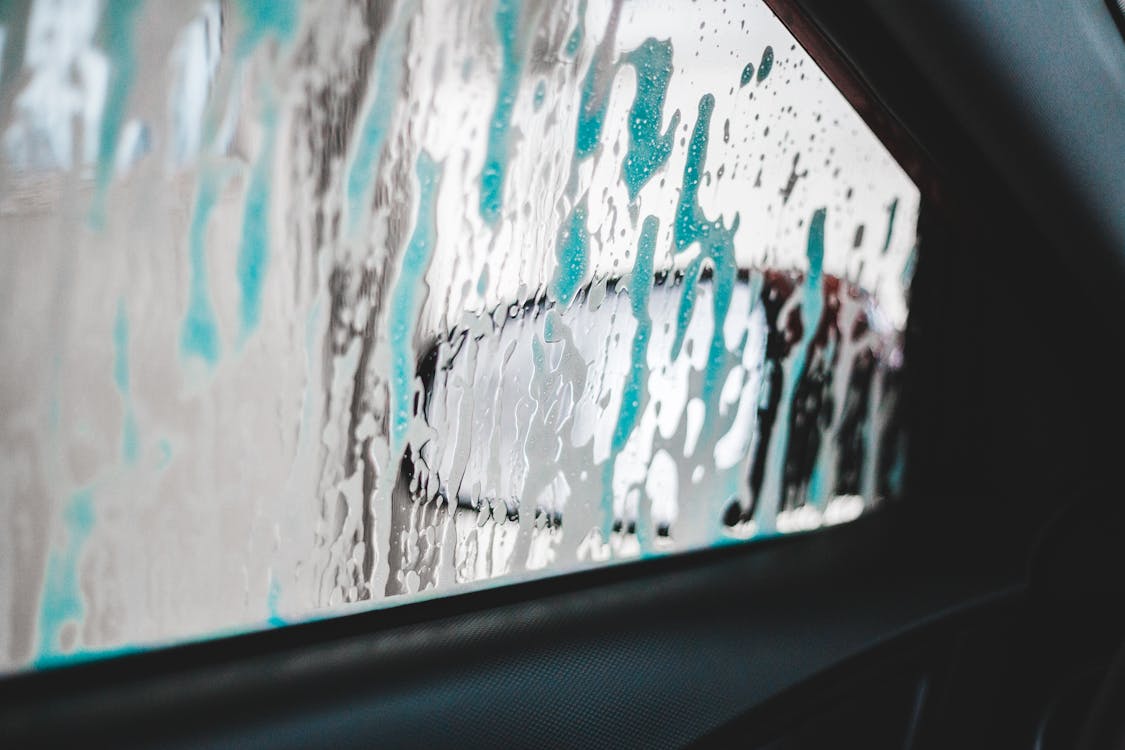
[0,0,919,672]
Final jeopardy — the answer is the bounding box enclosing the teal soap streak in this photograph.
[180,172,225,364]
[622,38,679,201]
[479,0,522,225]
[700,241,737,407]
[757,45,773,82]
[235,0,298,57]
[36,490,95,665]
[740,62,754,87]
[35,642,146,670]
[347,11,405,231]
[574,56,608,160]
[113,300,130,393]
[266,576,286,628]
[389,152,441,451]
[670,256,703,360]
[571,0,615,161]
[790,209,827,411]
[551,199,589,306]
[793,211,828,381]
[533,80,546,111]
[565,28,582,57]
[768,209,828,508]
[600,217,660,539]
[806,208,826,289]
[237,107,277,340]
[612,216,658,453]
[0,6,18,101]
[113,300,138,464]
[565,0,585,57]
[670,94,741,389]
[808,463,823,505]
[190,0,297,155]
[673,95,715,254]
[90,0,142,228]
[882,197,899,254]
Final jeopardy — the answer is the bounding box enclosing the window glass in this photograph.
[0,0,919,671]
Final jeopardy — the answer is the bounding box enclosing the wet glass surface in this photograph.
[0,0,919,671]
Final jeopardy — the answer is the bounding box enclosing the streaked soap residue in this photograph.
[0,0,919,673]
[35,490,94,666]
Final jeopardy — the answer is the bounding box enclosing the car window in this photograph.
[0,0,919,672]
